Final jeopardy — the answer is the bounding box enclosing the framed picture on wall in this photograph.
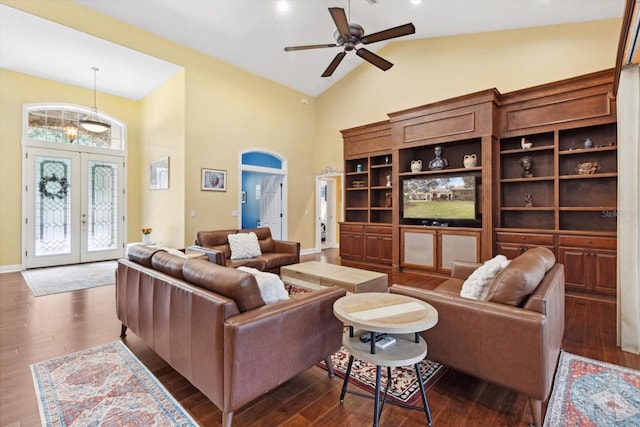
[202,168,227,192]
[150,157,169,190]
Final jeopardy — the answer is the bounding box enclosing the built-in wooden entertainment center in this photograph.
[340,70,617,296]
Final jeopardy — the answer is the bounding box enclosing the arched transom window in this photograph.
[24,103,125,151]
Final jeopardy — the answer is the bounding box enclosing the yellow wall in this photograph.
[139,71,186,248]
[0,69,141,266]
[0,0,623,268]
[314,18,622,173]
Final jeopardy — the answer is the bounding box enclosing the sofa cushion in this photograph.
[226,258,268,270]
[238,266,289,304]
[182,259,265,312]
[151,251,188,280]
[486,247,556,306]
[460,255,509,300]
[228,232,262,260]
[196,229,238,248]
[127,245,165,267]
[258,252,300,271]
[252,227,275,253]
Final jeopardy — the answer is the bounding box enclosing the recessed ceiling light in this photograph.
[277,1,289,13]
[411,0,422,5]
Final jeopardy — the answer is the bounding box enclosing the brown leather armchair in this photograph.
[390,247,565,427]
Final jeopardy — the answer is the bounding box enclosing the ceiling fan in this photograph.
[284,5,415,77]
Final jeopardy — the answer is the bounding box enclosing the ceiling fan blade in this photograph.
[356,48,393,71]
[322,51,347,77]
[329,7,351,39]
[360,23,416,45]
[284,44,338,52]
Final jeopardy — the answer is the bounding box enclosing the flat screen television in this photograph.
[402,175,476,222]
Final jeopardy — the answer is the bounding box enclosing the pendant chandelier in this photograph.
[79,67,111,133]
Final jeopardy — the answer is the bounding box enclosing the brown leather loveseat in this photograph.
[190,227,299,274]
[390,247,565,427]
[116,245,345,427]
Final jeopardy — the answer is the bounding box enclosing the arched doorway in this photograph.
[239,150,287,240]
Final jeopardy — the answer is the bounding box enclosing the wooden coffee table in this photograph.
[280,261,388,293]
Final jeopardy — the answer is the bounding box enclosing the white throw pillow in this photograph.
[460,255,510,300]
[238,266,289,304]
[228,232,262,260]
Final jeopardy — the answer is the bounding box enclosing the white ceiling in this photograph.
[0,1,626,100]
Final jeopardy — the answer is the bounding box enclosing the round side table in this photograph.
[333,293,438,427]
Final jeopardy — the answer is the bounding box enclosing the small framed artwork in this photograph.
[202,168,227,191]
[150,157,169,190]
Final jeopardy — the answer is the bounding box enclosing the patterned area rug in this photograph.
[22,261,117,297]
[318,346,446,406]
[544,351,640,426]
[30,341,197,426]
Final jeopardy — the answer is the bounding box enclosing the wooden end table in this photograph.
[333,293,438,427]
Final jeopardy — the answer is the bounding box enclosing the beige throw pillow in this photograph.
[228,232,262,260]
[460,255,510,300]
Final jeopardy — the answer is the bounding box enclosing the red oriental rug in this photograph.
[318,345,446,406]
[30,341,197,426]
[544,351,640,426]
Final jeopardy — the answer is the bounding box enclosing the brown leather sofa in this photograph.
[190,227,300,274]
[390,247,565,427]
[116,245,345,427]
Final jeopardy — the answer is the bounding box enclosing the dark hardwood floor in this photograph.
[1,249,638,426]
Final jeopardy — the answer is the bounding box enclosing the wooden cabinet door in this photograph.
[558,246,589,292]
[401,229,436,270]
[364,233,393,265]
[340,232,364,260]
[591,249,617,295]
[496,242,524,260]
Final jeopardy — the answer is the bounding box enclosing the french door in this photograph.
[24,147,125,268]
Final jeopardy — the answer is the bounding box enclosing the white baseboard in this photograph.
[300,248,319,256]
[0,264,22,273]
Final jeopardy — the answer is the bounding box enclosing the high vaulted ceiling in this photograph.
[0,1,626,100]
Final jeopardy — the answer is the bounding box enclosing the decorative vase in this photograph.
[584,138,593,149]
[142,234,151,244]
[575,162,600,175]
[411,159,422,173]
[463,154,477,168]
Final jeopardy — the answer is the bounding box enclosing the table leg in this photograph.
[414,363,432,426]
[373,365,382,427]
[340,355,355,403]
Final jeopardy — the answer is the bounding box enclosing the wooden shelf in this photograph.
[501,207,555,211]
[399,166,481,177]
[559,173,617,180]
[558,145,617,155]
[501,176,554,183]
[500,145,554,155]
[559,206,617,211]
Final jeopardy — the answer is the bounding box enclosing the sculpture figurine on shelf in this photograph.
[386,175,392,187]
[463,154,477,168]
[411,159,422,173]
[521,137,533,149]
[519,155,534,178]
[524,193,533,208]
[428,146,449,170]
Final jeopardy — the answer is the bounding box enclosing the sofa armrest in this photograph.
[272,240,300,257]
[390,283,564,402]
[222,286,346,411]
[187,245,226,266]
[451,261,482,280]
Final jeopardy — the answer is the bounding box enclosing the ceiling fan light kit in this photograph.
[284,5,415,77]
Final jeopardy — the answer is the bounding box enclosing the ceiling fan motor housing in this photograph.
[334,23,364,51]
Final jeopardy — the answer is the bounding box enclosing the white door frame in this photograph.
[239,149,288,240]
[315,172,344,253]
[22,145,126,268]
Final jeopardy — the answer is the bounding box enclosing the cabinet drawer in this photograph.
[496,232,554,245]
[340,224,364,232]
[364,225,392,235]
[557,235,616,249]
